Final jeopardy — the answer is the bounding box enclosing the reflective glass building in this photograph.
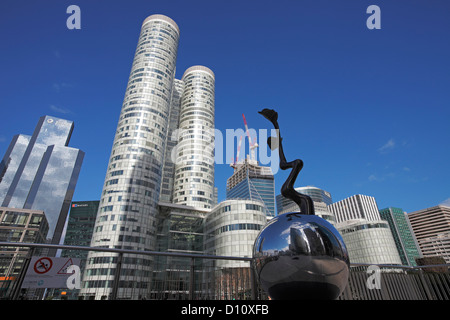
[0,116,84,248]
[226,158,275,218]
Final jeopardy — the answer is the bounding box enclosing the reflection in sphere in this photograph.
[253,213,350,300]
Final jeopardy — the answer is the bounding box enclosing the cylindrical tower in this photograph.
[172,66,215,209]
[80,14,180,300]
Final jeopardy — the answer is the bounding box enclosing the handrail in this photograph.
[0,241,253,261]
[1,242,449,270]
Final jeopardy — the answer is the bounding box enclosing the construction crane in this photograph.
[230,135,243,168]
[242,113,258,162]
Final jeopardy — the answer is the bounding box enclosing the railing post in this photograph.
[189,257,195,300]
[250,259,257,300]
[110,252,123,300]
[11,247,35,300]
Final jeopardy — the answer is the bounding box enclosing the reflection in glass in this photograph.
[0,116,84,249]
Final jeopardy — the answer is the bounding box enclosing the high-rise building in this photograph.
[379,207,421,266]
[226,157,275,218]
[276,186,336,224]
[329,194,402,265]
[0,116,84,248]
[407,205,450,263]
[328,194,381,223]
[80,14,215,300]
[61,201,99,264]
[0,207,48,298]
[171,66,215,209]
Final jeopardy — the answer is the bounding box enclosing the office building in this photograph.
[61,201,99,264]
[80,14,215,300]
[337,219,402,265]
[407,205,450,263]
[0,207,48,298]
[276,185,332,213]
[328,194,381,223]
[152,202,208,300]
[329,194,402,265]
[51,201,99,299]
[379,207,421,266]
[418,232,450,264]
[171,66,215,209]
[0,116,84,248]
[277,186,336,224]
[226,157,275,218]
[203,199,267,299]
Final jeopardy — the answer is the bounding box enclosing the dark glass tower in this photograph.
[379,207,421,266]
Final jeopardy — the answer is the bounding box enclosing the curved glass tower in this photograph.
[172,66,215,209]
[81,15,180,300]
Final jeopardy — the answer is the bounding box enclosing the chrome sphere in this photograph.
[253,213,350,300]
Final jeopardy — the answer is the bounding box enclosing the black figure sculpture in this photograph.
[258,108,315,215]
[253,108,350,300]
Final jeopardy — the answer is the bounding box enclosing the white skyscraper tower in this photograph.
[80,15,215,300]
[172,66,215,209]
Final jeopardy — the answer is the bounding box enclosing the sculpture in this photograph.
[253,109,350,300]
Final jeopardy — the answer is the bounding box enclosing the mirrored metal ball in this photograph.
[253,213,350,300]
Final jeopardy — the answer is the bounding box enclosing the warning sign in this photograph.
[22,256,81,289]
[33,257,53,274]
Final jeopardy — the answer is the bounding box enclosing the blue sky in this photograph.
[0,0,449,214]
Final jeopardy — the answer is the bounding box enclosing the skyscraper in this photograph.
[172,66,215,209]
[80,14,215,300]
[328,194,381,223]
[407,205,450,263]
[226,157,275,218]
[0,116,84,248]
[379,207,421,266]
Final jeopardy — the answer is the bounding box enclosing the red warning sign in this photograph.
[57,258,74,274]
[33,257,53,274]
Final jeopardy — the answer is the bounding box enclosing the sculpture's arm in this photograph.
[258,109,315,215]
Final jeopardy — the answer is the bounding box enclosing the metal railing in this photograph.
[0,241,258,300]
[1,241,449,300]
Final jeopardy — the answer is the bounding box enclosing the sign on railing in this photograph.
[22,256,80,289]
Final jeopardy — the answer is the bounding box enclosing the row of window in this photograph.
[211,223,263,236]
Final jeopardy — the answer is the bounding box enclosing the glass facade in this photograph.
[0,116,84,247]
[61,201,99,260]
[226,159,275,218]
[379,207,421,266]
